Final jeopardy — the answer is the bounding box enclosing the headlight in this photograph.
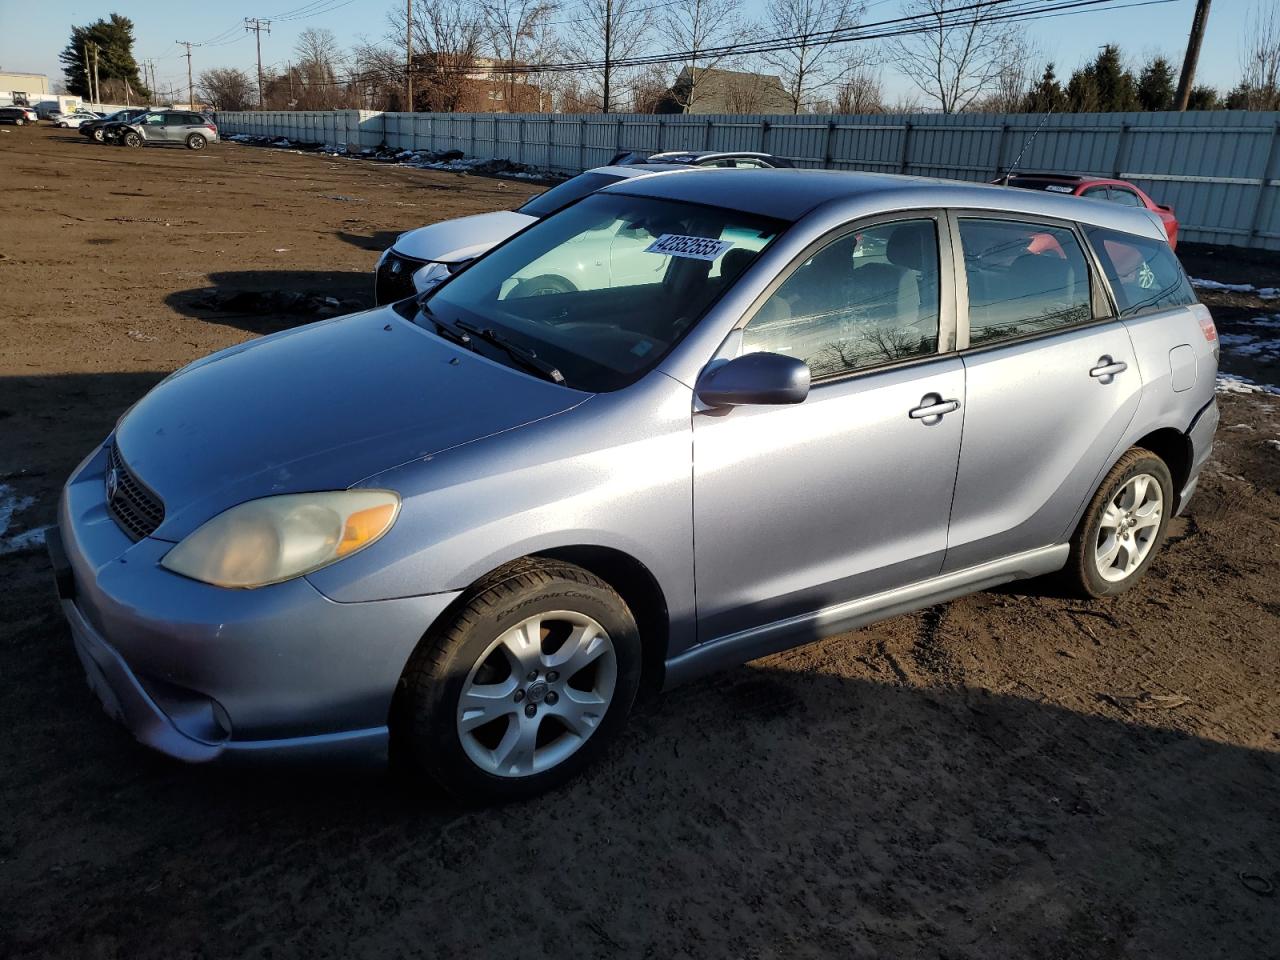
[412,262,452,294]
[160,490,400,588]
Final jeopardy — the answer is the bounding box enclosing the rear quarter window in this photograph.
[1084,226,1196,318]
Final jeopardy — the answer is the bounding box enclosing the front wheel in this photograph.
[392,559,641,803]
[186,133,206,150]
[14,118,23,126]
[1065,448,1173,598]
[122,131,142,148]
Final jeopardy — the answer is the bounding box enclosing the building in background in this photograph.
[656,67,793,115]
[0,71,50,107]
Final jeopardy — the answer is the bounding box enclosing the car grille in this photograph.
[375,250,428,305]
[106,445,165,540]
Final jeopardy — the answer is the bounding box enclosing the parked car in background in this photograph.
[54,111,104,128]
[374,162,694,304]
[52,169,1217,802]
[0,107,33,125]
[609,149,796,168]
[80,108,149,142]
[997,172,1179,249]
[113,111,219,150]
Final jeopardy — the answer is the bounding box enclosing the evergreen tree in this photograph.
[59,14,149,102]
[1024,62,1067,112]
[1188,85,1222,110]
[1136,55,1176,111]
[1066,44,1138,112]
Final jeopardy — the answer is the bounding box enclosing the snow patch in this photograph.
[0,484,46,555]
[1216,373,1280,396]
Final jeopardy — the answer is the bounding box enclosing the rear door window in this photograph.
[1108,187,1144,207]
[957,218,1094,346]
[1084,226,1196,318]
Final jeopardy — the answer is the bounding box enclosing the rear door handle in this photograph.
[909,396,961,420]
[1090,357,1128,379]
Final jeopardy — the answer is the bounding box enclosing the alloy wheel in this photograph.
[456,611,617,778]
[1094,473,1163,583]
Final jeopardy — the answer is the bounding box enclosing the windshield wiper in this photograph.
[452,319,565,385]
[417,301,474,349]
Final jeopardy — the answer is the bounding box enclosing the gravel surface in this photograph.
[1,125,1278,960]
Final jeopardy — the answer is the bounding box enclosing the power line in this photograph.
[176,40,195,107]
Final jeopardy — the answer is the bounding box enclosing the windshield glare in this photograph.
[423,194,783,391]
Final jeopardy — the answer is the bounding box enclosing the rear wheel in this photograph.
[92,127,106,142]
[122,131,142,149]
[186,133,206,150]
[1065,448,1173,598]
[392,559,641,803]
[14,118,23,126]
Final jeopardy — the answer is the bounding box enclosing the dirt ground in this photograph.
[1,124,1278,960]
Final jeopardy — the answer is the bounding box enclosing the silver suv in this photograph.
[116,111,218,150]
[51,169,1217,802]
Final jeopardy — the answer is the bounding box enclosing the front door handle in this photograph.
[1090,357,1128,379]
[909,395,961,420]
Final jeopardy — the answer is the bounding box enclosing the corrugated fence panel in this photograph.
[213,108,1280,250]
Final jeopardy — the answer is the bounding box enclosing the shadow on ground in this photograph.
[164,269,374,336]
[335,229,400,252]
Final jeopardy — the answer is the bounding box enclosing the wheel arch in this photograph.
[1132,427,1193,509]
[533,545,670,700]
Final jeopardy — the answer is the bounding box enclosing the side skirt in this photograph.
[662,544,1069,689]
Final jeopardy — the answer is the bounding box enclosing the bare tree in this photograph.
[1235,1,1280,109]
[887,0,1022,114]
[560,0,656,112]
[968,34,1040,112]
[292,27,349,109]
[833,64,884,113]
[483,0,559,109]
[661,0,746,111]
[351,40,407,110]
[388,0,487,112]
[760,0,867,114]
[198,67,255,111]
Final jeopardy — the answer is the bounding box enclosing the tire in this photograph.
[186,133,206,150]
[509,274,577,299]
[122,131,142,149]
[392,558,642,803]
[1065,448,1174,598]
[14,118,23,126]
[92,127,106,143]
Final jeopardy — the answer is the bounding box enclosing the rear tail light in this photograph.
[1199,313,1217,342]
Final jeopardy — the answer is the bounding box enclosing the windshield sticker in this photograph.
[645,234,733,261]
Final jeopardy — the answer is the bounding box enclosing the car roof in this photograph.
[586,163,696,179]
[604,168,1165,238]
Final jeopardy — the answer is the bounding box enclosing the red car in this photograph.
[996,173,1179,249]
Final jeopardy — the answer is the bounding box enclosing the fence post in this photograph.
[761,120,770,154]
[657,116,665,151]
[995,121,1010,177]
[898,120,913,174]
[704,118,713,150]
[1247,120,1280,244]
[1112,120,1130,178]
[823,119,835,169]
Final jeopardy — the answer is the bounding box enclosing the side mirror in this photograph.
[696,352,810,408]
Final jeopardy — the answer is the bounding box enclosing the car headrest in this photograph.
[720,248,755,281]
[886,222,934,271]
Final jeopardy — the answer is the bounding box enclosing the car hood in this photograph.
[115,307,589,540]
[393,210,537,264]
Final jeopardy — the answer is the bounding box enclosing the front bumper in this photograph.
[51,442,461,764]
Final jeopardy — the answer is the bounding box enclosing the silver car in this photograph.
[374,163,707,304]
[51,169,1218,801]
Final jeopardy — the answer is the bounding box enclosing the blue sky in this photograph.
[0,0,1254,104]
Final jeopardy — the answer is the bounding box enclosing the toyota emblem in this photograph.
[105,467,119,502]
[389,260,403,275]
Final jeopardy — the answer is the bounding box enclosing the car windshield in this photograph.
[516,172,626,218]
[421,193,784,391]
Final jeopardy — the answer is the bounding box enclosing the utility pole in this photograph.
[1175,0,1212,111]
[405,0,414,111]
[245,18,271,109]
[176,41,194,108]
[602,0,612,114]
[91,43,101,108]
[82,44,93,105]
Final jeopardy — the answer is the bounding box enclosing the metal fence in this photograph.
[217,108,1280,251]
